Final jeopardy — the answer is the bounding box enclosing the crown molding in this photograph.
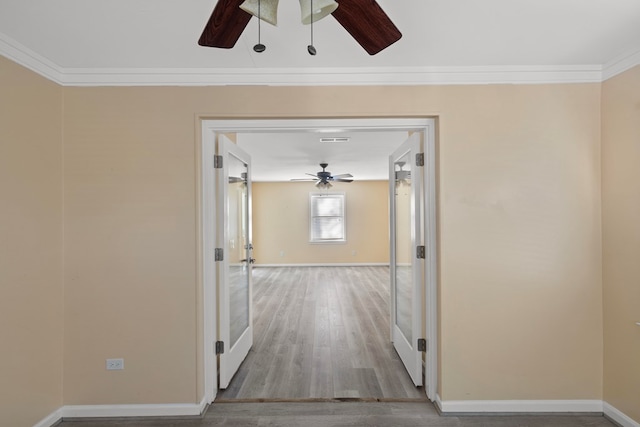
[4,30,639,87]
[54,64,603,86]
[602,48,640,81]
[0,32,63,82]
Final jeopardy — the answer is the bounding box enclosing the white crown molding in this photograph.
[604,402,640,427]
[57,65,604,87]
[0,32,63,83]
[602,48,640,81]
[4,30,640,86]
[0,30,604,87]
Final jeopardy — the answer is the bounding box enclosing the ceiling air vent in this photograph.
[319,137,351,143]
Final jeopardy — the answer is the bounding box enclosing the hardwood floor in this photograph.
[218,266,425,400]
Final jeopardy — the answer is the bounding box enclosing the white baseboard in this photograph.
[33,408,63,427]
[34,397,639,427]
[604,402,640,427]
[255,263,389,268]
[435,394,603,414]
[34,397,208,426]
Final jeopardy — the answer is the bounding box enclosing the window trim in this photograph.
[309,192,346,244]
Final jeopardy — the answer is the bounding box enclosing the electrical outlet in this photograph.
[106,358,124,370]
[279,250,285,257]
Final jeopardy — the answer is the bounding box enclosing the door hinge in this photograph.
[215,341,224,355]
[416,152,424,167]
[214,155,223,169]
[215,248,224,261]
[418,338,427,352]
[416,245,426,259]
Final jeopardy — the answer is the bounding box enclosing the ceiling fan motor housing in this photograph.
[318,163,331,181]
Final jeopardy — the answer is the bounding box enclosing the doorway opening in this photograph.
[199,118,437,404]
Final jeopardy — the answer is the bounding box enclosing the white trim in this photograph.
[423,120,438,401]
[254,263,389,267]
[604,402,640,427]
[0,32,63,83]
[434,393,444,412]
[437,399,603,414]
[200,122,218,402]
[62,397,208,419]
[0,36,607,87]
[32,408,63,427]
[3,27,639,86]
[33,398,208,426]
[200,117,438,402]
[602,48,640,81]
[53,65,605,87]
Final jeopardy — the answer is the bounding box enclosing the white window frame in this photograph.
[309,192,346,244]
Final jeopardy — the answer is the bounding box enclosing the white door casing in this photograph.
[199,118,437,402]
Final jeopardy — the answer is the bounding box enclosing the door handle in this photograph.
[240,258,256,264]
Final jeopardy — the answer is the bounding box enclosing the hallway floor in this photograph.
[219,266,423,399]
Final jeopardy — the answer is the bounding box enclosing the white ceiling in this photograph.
[1,0,640,85]
[237,131,409,181]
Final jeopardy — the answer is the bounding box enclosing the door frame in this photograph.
[199,117,438,402]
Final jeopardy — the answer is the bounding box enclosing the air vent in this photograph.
[319,137,350,143]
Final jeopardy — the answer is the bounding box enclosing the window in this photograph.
[309,193,346,243]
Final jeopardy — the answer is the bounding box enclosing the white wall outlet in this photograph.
[279,250,285,257]
[106,358,124,370]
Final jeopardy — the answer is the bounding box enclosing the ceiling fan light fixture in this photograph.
[316,181,333,189]
[299,0,338,25]
[240,0,279,26]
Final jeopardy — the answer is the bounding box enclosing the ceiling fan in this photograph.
[291,163,354,188]
[198,0,402,55]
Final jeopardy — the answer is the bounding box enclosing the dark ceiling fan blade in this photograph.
[332,178,354,183]
[331,0,402,55]
[306,173,320,178]
[291,178,318,181]
[198,0,252,48]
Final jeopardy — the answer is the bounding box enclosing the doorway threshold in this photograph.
[214,397,431,404]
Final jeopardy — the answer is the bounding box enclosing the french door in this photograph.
[217,135,254,389]
[389,132,424,387]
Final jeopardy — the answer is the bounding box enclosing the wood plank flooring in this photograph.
[218,266,425,400]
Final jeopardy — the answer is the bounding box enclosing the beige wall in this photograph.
[252,181,389,265]
[62,87,199,404]
[60,82,603,405]
[439,84,603,400]
[0,57,64,426]
[602,65,640,422]
[0,52,611,421]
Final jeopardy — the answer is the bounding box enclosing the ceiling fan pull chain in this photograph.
[308,0,317,55]
[253,0,266,52]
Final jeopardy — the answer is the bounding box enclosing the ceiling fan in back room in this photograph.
[198,0,402,55]
[291,163,353,189]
